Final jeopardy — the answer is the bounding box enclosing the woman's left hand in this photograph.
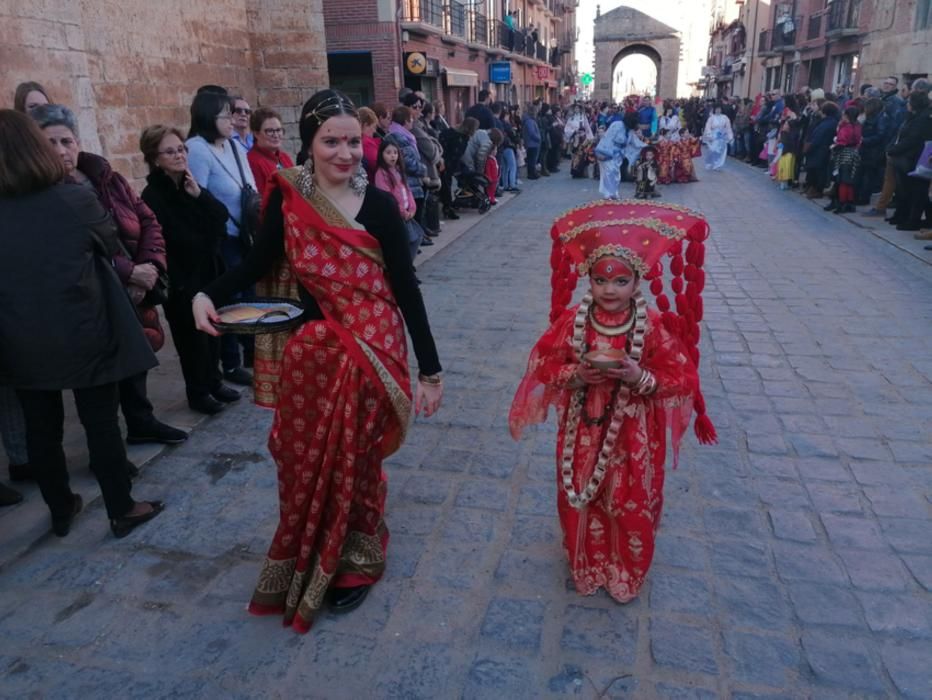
[603,357,644,386]
[415,381,443,417]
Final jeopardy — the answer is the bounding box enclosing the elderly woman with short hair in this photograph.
[30,104,186,448]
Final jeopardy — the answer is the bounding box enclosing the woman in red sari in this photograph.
[510,200,716,602]
[194,90,443,633]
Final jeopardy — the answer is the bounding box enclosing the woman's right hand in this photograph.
[192,293,221,336]
[576,362,607,385]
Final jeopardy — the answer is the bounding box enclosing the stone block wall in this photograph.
[1,0,328,187]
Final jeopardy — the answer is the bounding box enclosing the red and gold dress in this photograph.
[510,199,716,602]
[511,299,698,601]
[246,170,418,633]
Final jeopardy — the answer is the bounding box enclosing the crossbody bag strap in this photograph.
[229,138,252,190]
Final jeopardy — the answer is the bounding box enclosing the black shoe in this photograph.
[896,223,920,231]
[189,395,226,415]
[223,368,253,386]
[126,421,188,446]
[52,494,83,537]
[925,244,932,250]
[443,208,460,220]
[420,238,434,247]
[328,585,370,613]
[110,500,165,539]
[8,462,32,482]
[507,187,522,194]
[424,229,439,238]
[0,482,23,507]
[211,385,241,403]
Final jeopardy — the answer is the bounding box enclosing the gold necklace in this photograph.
[588,302,635,336]
[560,291,648,510]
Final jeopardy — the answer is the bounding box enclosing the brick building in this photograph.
[325,0,577,123]
[1,0,328,186]
[710,0,932,100]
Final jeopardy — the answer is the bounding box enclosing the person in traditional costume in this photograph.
[633,145,661,199]
[702,105,733,171]
[193,90,443,633]
[510,200,716,603]
[594,120,628,199]
[570,127,594,179]
[671,129,700,183]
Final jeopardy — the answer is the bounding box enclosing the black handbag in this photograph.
[230,140,262,251]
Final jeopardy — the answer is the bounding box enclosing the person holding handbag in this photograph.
[186,91,259,386]
[0,110,165,537]
[32,104,187,450]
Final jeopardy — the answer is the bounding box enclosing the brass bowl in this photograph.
[583,349,627,370]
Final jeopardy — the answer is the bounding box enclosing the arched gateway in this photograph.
[593,6,681,101]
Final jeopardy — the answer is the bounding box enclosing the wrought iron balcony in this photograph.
[447,0,466,38]
[826,0,861,37]
[758,29,776,56]
[401,0,444,28]
[771,16,800,50]
[807,14,822,40]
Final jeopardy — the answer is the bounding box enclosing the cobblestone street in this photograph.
[1,159,931,699]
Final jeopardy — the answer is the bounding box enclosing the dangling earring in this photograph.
[296,156,315,197]
[350,164,368,197]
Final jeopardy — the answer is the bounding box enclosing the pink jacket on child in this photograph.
[374,168,416,220]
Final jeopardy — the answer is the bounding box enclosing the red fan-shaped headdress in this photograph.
[549,199,716,444]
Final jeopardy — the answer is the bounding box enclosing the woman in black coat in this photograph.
[140,125,239,415]
[887,91,932,231]
[0,110,164,538]
[803,102,840,198]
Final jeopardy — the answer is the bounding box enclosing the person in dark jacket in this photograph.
[537,103,553,176]
[0,110,165,537]
[803,102,840,198]
[31,104,187,447]
[522,105,542,179]
[887,91,932,233]
[140,125,240,415]
[856,98,890,204]
[464,89,495,130]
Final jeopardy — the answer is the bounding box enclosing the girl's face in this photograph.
[645,150,655,161]
[589,259,638,313]
[382,144,399,168]
[155,133,188,176]
[25,90,49,112]
[311,115,363,187]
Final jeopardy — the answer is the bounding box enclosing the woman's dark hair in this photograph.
[622,112,639,130]
[843,106,860,123]
[863,97,883,118]
[820,101,840,118]
[461,116,479,137]
[250,106,282,133]
[908,90,930,112]
[0,109,66,196]
[14,81,50,113]
[297,89,357,165]
[784,95,799,113]
[188,91,233,141]
[139,124,186,171]
[375,138,403,186]
[489,128,503,147]
[422,102,434,119]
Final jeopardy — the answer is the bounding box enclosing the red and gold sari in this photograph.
[510,305,698,602]
[248,169,412,633]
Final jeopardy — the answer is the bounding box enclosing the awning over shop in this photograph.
[444,68,479,87]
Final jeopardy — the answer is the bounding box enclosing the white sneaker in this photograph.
[516,179,523,185]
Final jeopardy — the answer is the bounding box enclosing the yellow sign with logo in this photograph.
[405,52,428,75]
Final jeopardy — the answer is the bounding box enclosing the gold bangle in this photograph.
[418,373,443,386]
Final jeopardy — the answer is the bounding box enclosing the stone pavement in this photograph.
[1,160,931,699]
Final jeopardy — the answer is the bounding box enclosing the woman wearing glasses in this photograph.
[140,125,238,415]
[246,107,294,198]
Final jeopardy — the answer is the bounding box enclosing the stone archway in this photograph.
[611,43,662,100]
[593,6,681,101]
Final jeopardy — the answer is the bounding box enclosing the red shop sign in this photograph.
[536,66,550,81]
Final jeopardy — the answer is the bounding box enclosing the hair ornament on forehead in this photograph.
[303,95,356,124]
[549,199,717,445]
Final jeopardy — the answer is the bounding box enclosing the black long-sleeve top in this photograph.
[202,185,442,376]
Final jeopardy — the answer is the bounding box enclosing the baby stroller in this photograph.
[454,171,492,214]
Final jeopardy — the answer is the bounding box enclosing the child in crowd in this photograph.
[485,139,500,206]
[633,145,660,198]
[825,106,863,214]
[373,140,422,260]
[510,200,716,603]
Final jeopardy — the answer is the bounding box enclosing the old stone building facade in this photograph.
[1,0,329,185]
[705,0,932,99]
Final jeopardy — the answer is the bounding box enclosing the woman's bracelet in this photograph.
[632,369,657,396]
[418,373,443,386]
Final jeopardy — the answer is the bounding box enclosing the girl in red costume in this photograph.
[510,200,716,602]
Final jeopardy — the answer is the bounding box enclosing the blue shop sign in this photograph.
[490,62,512,84]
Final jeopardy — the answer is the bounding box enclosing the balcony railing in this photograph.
[466,1,488,45]
[807,14,822,40]
[758,29,774,55]
[772,16,800,50]
[401,0,444,27]
[447,0,466,38]
[827,0,861,35]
